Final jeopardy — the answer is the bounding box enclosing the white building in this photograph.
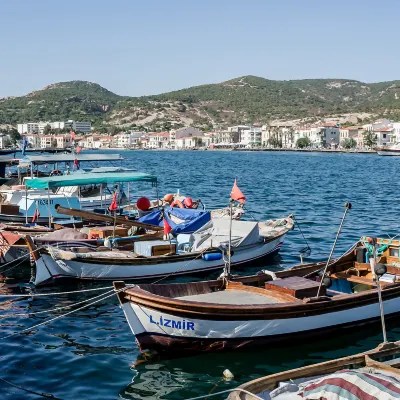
[175,136,211,149]
[0,134,9,149]
[294,124,340,148]
[24,134,41,149]
[170,127,203,149]
[240,127,262,147]
[17,123,39,134]
[71,120,91,133]
[114,131,144,148]
[227,125,250,143]
[391,122,400,142]
[40,135,55,149]
[262,126,295,148]
[148,132,170,149]
[54,134,72,149]
[374,128,392,147]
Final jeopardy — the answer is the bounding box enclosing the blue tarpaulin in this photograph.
[138,206,211,235]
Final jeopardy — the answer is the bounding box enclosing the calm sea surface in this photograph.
[1,150,400,399]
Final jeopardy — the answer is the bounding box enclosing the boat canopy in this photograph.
[22,154,124,165]
[25,171,157,189]
[138,206,211,235]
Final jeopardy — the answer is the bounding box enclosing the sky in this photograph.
[0,0,399,98]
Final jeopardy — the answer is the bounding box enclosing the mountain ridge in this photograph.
[1,76,400,131]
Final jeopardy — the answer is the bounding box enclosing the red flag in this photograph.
[230,179,246,204]
[109,192,118,211]
[73,158,80,169]
[70,131,75,141]
[76,145,82,154]
[163,217,172,236]
[32,206,40,223]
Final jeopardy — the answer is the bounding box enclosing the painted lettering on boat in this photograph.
[149,315,195,330]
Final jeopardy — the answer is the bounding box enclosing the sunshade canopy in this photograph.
[25,172,157,189]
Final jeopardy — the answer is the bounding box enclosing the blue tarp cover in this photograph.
[138,206,211,235]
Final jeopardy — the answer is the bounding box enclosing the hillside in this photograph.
[2,76,400,131]
[0,81,122,126]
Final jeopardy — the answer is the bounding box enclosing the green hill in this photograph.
[2,76,400,130]
[0,80,122,125]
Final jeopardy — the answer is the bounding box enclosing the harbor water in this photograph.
[1,150,400,399]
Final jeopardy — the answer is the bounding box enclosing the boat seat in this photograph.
[265,276,325,299]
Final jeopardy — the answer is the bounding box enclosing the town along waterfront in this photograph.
[1,150,400,399]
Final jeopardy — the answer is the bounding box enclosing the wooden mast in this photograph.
[55,205,163,231]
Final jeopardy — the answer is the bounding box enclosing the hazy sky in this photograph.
[0,0,398,98]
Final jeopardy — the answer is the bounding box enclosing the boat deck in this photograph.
[176,289,284,305]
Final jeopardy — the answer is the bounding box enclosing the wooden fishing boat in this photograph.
[113,237,400,354]
[28,216,294,285]
[228,341,400,400]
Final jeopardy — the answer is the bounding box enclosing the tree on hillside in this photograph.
[296,137,312,148]
[363,131,377,149]
[43,124,52,134]
[8,128,21,144]
[341,137,357,149]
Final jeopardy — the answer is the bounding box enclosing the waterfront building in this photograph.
[240,127,262,147]
[40,135,54,149]
[0,134,9,149]
[374,127,392,147]
[148,132,170,149]
[54,134,72,149]
[391,122,400,142]
[24,134,41,148]
[175,136,211,149]
[227,125,250,144]
[17,123,39,134]
[170,127,204,149]
[294,124,340,148]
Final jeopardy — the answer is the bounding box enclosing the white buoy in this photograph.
[223,369,234,380]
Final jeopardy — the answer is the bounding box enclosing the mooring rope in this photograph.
[0,376,62,399]
[0,287,128,340]
[0,244,47,272]
[0,286,113,298]
[0,288,116,318]
[151,247,210,284]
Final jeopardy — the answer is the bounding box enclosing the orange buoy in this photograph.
[184,197,193,208]
[171,199,184,208]
[163,193,174,203]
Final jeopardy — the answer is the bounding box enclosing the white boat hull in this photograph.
[377,150,400,156]
[121,294,400,353]
[34,237,284,285]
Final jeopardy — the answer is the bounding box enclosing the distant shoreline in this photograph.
[111,147,377,154]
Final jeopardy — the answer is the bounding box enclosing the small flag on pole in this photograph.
[230,179,246,204]
[32,205,40,223]
[163,216,172,236]
[109,191,118,212]
[73,158,80,169]
[76,145,82,154]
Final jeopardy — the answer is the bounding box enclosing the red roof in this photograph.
[322,123,337,127]
[374,128,392,132]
